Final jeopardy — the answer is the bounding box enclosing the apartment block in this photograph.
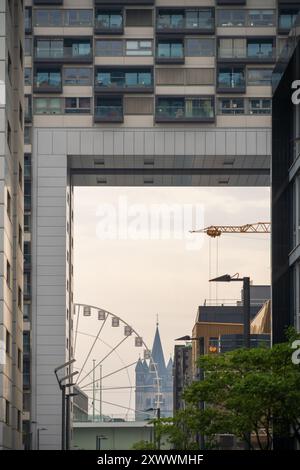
[0,0,24,450]
[19,0,299,450]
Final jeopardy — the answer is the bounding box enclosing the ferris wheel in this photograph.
[72,303,162,422]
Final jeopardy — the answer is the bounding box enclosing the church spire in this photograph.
[151,321,166,377]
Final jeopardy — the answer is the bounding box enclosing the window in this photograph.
[279,8,299,31]
[8,52,12,82]
[35,39,64,59]
[24,272,31,297]
[95,10,123,29]
[25,7,32,32]
[125,9,153,27]
[24,67,31,85]
[18,286,23,309]
[126,40,152,56]
[185,38,215,57]
[65,97,91,114]
[5,401,10,425]
[24,153,31,179]
[24,241,31,268]
[24,127,31,145]
[24,214,31,233]
[247,68,272,86]
[34,9,63,27]
[219,38,246,59]
[64,10,93,27]
[23,303,31,321]
[23,332,30,355]
[34,98,62,115]
[157,41,184,58]
[6,260,11,288]
[18,349,22,371]
[95,69,152,89]
[25,38,32,56]
[95,96,123,120]
[25,95,32,122]
[219,98,245,115]
[95,40,123,57]
[17,410,21,432]
[186,9,213,29]
[248,10,275,27]
[218,67,245,90]
[24,180,31,211]
[6,329,11,355]
[156,97,214,120]
[34,68,61,90]
[64,67,92,85]
[247,39,274,59]
[19,41,23,68]
[7,190,11,220]
[217,9,245,27]
[19,164,23,188]
[19,103,23,128]
[249,98,271,115]
[7,121,12,150]
[19,224,22,249]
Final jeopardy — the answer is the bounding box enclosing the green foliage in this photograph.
[131,440,156,450]
[150,330,300,450]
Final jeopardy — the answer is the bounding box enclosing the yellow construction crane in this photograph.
[190,222,271,238]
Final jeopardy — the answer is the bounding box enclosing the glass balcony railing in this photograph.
[157,15,214,31]
[218,46,275,60]
[34,46,92,61]
[218,73,245,90]
[95,15,123,32]
[156,101,214,121]
[34,75,62,91]
[94,105,123,121]
[95,72,153,91]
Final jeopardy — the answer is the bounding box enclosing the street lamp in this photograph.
[96,435,108,450]
[54,359,77,450]
[37,427,47,450]
[146,407,161,450]
[65,391,78,450]
[209,274,251,348]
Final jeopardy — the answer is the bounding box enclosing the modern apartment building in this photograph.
[272,14,300,344]
[0,0,24,450]
[13,0,300,450]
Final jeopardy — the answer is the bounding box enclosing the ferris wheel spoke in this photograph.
[75,314,108,385]
[82,384,154,392]
[80,360,138,390]
[77,335,129,387]
[92,397,153,418]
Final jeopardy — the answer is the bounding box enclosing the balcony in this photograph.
[95,10,124,34]
[94,97,123,123]
[156,97,215,123]
[34,38,93,64]
[34,0,63,4]
[216,0,246,4]
[278,9,299,34]
[217,67,246,93]
[95,68,153,94]
[218,39,276,64]
[33,66,62,93]
[156,8,215,35]
[156,40,184,64]
[95,0,154,4]
[25,8,32,34]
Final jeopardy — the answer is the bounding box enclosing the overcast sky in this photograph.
[74,187,270,363]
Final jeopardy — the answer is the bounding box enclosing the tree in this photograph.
[147,330,300,450]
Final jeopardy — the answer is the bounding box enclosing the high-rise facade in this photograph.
[0,0,24,450]
[0,0,294,450]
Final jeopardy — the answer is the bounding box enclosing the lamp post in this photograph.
[209,274,251,348]
[54,359,77,450]
[37,427,47,450]
[146,407,161,450]
[209,274,251,450]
